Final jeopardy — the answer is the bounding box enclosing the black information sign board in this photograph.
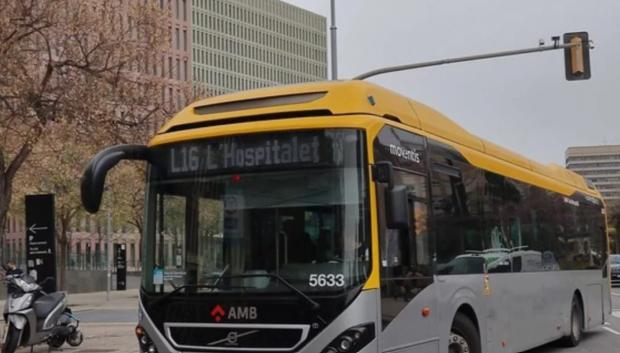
[115,244,127,290]
[25,194,57,293]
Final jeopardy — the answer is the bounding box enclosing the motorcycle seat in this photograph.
[33,292,66,319]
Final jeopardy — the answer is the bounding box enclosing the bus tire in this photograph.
[561,296,583,347]
[449,312,480,353]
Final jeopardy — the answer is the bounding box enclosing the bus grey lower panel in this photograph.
[585,283,603,328]
[382,338,439,353]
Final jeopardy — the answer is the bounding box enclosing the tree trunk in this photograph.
[0,171,13,263]
[58,239,68,291]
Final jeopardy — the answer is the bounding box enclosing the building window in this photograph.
[176,58,180,80]
[183,30,187,51]
[169,87,174,109]
[168,57,173,79]
[175,28,180,50]
[183,60,188,81]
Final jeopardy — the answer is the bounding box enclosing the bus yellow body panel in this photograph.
[152,81,600,200]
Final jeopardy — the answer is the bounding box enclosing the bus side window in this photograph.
[431,164,485,274]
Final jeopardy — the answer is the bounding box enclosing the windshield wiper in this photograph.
[211,264,230,290]
[151,273,320,312]
[215,273,321,311]
[148,283,250,308]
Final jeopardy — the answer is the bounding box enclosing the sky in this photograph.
[283,0,620,165]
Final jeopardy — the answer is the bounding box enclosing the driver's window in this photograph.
[379,171,432,329]
[381,172,431,276]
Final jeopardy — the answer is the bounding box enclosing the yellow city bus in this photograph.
[80,80,610,353]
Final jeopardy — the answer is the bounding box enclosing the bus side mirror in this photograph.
[372,161,394,188]
[81,144,149,213]
[373,162,411,230]
[386,185,410,230]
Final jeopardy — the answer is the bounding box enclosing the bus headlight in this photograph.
[321,323,375,353]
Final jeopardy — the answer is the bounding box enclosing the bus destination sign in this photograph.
[156,130,355,177]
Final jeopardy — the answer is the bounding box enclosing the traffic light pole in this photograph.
[353,36,587,80]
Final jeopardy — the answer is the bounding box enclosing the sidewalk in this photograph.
[67,288,140,311]
[0,288,140,312]
[2,289,141,353]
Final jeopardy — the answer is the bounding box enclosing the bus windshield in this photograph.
[141,129,370,295]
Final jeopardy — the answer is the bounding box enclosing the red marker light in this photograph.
[231,175,241,183]
[421,307,431,317]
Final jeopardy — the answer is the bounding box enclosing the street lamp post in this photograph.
[330,0,338,80]
[106,209,112,301]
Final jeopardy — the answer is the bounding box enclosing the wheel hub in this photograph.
[449,332,470,353]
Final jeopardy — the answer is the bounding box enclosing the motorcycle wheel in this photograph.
[47,335,65,349]
[2,323,21,353]
[67,330,83,347]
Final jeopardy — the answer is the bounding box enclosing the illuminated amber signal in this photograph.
[483,274,492,296]
[569,36,584,75]
[563,32,591,81]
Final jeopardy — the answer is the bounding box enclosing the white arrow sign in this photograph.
[28,223,48,234]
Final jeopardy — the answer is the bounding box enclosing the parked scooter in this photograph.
[2,268,83,353]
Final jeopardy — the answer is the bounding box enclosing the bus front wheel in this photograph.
[561,296,583,347]
[449,313,480,353]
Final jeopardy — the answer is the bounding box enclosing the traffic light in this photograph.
[563,32,591,80]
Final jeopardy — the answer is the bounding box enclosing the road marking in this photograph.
[613,311,620,319]
[603,326,620,335]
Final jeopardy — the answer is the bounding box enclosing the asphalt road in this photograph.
[74,289,620,352]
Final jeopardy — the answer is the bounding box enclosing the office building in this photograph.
[566,145,620,203]
[192,0,328,95]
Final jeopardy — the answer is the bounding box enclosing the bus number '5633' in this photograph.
[309,274,345,287]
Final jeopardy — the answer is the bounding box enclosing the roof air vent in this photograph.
[194,92,326,115]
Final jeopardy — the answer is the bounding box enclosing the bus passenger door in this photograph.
[378,171,438,353]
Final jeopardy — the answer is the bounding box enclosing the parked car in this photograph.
[611,254,620,287]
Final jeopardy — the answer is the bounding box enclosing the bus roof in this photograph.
[157,80,600,200]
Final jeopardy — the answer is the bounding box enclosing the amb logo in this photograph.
[211,304,258,322]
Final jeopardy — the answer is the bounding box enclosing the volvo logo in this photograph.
[225,332,238,345]
[207,330,259,347]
